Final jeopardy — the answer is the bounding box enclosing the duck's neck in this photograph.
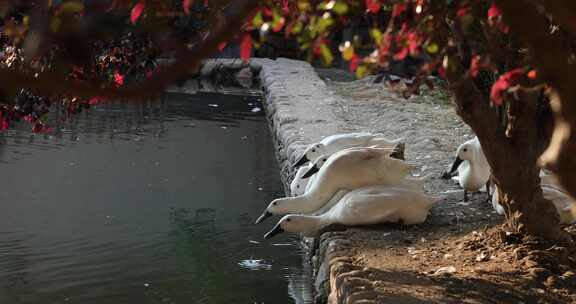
[274,196,321,214]
[294,215,332,237]
[301,185,338,213]
[470,150,489,175]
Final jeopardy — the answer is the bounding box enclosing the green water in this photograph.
[0,93,313,304]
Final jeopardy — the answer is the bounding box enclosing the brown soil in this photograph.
[349,225,576,303]
[314,70,576,303]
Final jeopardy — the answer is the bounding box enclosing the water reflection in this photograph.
[0,93,313,304]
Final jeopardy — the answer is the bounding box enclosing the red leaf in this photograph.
[282,0,289,13]
[349,55,360,72]
[392,3,407,18]
[488,3,502,19]
[131,0,145,24]
[490,68,524,105]
[407,32,420,55]
[263,7,273,17]
[114,71,125,87]
[457,5,470,17]
[394,48,409,61]
[23,114,34,122]
[240,33,252,62]
[183,0,193,15]
[366,0,381,14]
[32,122,50,133]
[469,55,482,78]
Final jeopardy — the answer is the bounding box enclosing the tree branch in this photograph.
[0,0,258,100]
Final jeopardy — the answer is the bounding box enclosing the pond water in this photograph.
[0,93,313,304]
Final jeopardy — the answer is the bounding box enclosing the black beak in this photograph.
[293,153,309,168]
[301,164,320,179]
[264,222,284,239]
[255,210,272,224]
[448,157,464,175]
[390,143,405,160]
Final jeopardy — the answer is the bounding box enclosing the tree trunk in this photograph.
[497,0,576,212]
[446,68,565,240]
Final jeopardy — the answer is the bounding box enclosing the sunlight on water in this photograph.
[0,93,313,304]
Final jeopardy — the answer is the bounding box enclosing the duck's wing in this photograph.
[321,132,374,145]
[337,193,400,225]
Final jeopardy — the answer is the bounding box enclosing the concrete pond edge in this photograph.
[197,57,375,304]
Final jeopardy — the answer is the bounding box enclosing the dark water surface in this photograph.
[0,93,313,304]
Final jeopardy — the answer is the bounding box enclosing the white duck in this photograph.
[264,186,444,238]
[290,164,314,196]
[256,147,417,224]
[293,143,405,196]
[491,184,575,225]
[446,137,491,201]
[292,132,403,168]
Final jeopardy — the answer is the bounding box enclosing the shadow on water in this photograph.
[0,92,314,304]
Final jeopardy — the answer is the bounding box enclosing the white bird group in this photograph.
[446,136,575,224]
[256,132,444,239]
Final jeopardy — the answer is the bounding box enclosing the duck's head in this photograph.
[293,143,326,168]
[255,198,292,224]
[264,215,317,239]
[449,142,475,174]
[301,155,329,178]
[290,166,310,196]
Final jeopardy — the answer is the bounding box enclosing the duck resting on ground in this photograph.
[292,132,404,168]
[264,186,445,238]
[442,137,491,201]
[256,147,418,224]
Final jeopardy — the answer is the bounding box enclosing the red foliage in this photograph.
[240,33,252,62]
[366,0,381,14]
[487,3,502,19]
[469,55,487,78]
[349,54,360,72]
[131,1,146,24]
[490,68,525,105]
[183,0,193,15]
[114,71,125,87]
[392,3,407,18]
[457,5,470,17]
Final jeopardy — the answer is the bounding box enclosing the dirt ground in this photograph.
[314,69,576,303]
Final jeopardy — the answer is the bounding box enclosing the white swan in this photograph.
[491,184,575,225]
[293,132,403,167]
[264,186,445,238]
[256,147,417,224]
[446,137,490,201]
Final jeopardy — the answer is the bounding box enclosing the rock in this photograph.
[475,252,488,262]
[432,266,457,276]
